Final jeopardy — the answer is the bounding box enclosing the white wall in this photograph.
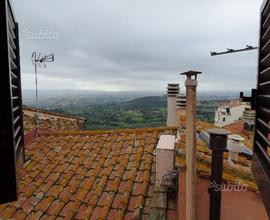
[214,104,248,127]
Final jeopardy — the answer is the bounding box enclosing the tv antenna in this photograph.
[210,45,258,108]
[210,45,258,56]
[31,52,54,136]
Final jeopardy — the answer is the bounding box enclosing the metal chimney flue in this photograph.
[181,70,201,220]
[208,128,231,220]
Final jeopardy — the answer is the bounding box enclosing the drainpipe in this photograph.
[167,83,179,126]
[181,70,201,220]
[208,128,231,220]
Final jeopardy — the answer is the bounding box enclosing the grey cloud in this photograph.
[13,0,263,91]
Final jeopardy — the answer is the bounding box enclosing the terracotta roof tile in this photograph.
[0,127,177,219]
[105,177,121,192]
[75,204,90,219]
[46,185,64,198]
[47,200,65,216]
[12,210,27,219]
[59,200,80,217]
[119,180,133,194]
[25,210,44,220]
[88,193,99,207]
[107,208,118,219]
[70,188,88,202]
[98,192,114,207]
[128,195,144,211]
[35,196,54,212]
[91,206,109,219]
[115,209,125,219]
[132,182,149,197]
[1,206,16,218]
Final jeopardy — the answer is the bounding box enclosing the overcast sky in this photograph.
[13,0,263,92]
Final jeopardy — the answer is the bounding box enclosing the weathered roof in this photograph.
[224,121,245,135]
[23,106,86,122]
[0,127,176,219]
[23,106,86,134]
[176,132,257,190]
[217,100,247,109]
[224,121,254,149]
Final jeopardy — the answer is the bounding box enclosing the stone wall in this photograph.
[23,107,86,134]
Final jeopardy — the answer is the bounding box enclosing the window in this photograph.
[223,117,226,122]
[226,107,230,115]
[252,0,270,216]
[0,0,24,204]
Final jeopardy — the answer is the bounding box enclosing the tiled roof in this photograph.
[217,100,244,109]
[224,121,245,135]
[177,116,254,184]
[176,131,257,190]
[177,116,256,189]
[0,127,176,220]
[224,121,254,149]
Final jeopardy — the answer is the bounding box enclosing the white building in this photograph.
[214,100,249,127]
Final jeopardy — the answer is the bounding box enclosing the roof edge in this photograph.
[42,126,178,137]
[23,105,86,122]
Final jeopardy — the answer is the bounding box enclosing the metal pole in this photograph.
[181,70,201,220]
[31,52,54,137]
[207,128,231,220]
[210,46,258,56]
[34,52,40,136]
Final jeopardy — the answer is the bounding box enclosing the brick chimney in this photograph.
[167,83,179,126]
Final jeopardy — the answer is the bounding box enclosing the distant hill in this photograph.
[23,92,229,130]
[22,89,242,107]
[112,95,167,108]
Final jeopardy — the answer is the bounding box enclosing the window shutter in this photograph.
[252,0,270,216]
[0,0,24,204]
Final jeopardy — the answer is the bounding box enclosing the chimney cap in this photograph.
[167,83,179,96]
[228,134,245,141]
[168,83,179,86]
[181,70,202,76]
[207,128,231,136]
[181,70,202,80]
[167,83,180,89]
[208,128,231,151]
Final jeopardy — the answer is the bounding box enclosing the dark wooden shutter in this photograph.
[252,0,270,216]
[0,0,24,204]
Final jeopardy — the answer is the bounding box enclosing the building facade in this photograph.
[214,100,249,127]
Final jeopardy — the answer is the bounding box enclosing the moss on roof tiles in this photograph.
[176,123,257,191]
[0,128,176,219]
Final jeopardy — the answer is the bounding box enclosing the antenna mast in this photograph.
[31,52,54,136]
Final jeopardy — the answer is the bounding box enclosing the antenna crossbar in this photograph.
[210,45,258,56]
